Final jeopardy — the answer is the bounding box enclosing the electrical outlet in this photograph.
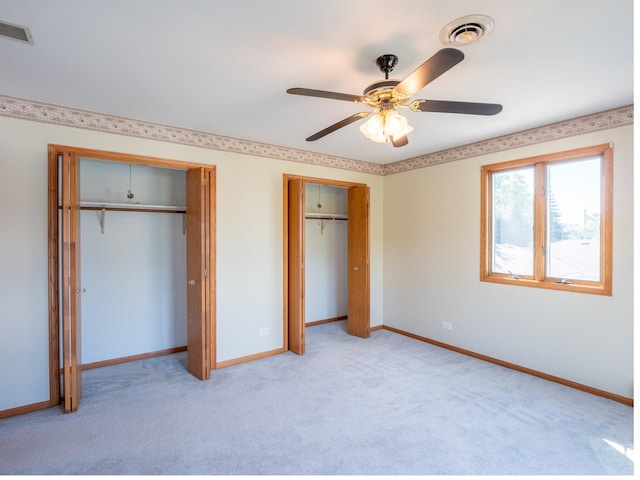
[259,328,269,336]
[441,321,453,331]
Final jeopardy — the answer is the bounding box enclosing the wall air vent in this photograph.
[0,20,34,45]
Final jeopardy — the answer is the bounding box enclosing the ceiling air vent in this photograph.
[440,14,494,46]
[0,20,34,45]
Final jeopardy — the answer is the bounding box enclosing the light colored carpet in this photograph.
[0,321,633,475]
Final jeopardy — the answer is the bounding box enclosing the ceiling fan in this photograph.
[287,48,502,147]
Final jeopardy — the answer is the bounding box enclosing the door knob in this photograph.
[188,280,196,285]
[76,288,86,293]
[353,266,359,271]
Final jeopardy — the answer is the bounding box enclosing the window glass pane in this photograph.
[546,157,601,281]
[491,167,534,275]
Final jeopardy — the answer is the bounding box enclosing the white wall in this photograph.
[305,184,348,322]
[0,116,384,412]
[79,159,187,363]
[383,125,633,398]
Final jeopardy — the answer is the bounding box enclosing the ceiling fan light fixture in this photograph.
[440,14,494,46]
[360,109,413,144]
[360,113,387,143]
[384,109,413,138]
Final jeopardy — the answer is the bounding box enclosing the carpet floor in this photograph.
[0,321,634,475]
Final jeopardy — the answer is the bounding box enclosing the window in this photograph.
[480,144,613,295]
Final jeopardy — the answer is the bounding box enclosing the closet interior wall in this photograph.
[304,183,348,325]
[76,158,187,365]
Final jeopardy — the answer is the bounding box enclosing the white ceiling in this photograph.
[0,0,634,165]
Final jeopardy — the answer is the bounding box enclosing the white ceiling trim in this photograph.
[0,94,632,176]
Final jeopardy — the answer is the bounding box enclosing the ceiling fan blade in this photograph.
[305,112,370,141]
[395,48,465,96]
[287,87,365,104]
[391,135,408,147]
[410,99,503,115]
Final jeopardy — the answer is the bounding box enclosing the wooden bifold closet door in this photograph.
[49,145,216,414]
[287,178,305,354]
[347,184,370,338]
[285,175,370,355]
[58,150,83,413]
[185,167,214,380]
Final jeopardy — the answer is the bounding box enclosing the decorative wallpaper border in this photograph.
[0,95,385,176]
[0,94,632,176]
[385,104,634,175]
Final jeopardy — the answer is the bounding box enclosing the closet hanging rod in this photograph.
[58,201,186,214]
[305,213,348,221]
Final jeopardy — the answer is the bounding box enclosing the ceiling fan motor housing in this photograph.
[376,54,398,78]
[363,80,399,96]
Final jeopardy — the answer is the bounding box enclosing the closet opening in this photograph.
[75,158,188,365]
[304,183,348,328]
[48,145,215,413]
[283,174,370,355]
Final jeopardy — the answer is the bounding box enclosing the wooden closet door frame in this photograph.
[47,145,217,411]
[282,174,370,354]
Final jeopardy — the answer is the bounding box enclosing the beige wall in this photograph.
[383,125,633,398]
[0,116,384,411]
[0,114,633,412]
